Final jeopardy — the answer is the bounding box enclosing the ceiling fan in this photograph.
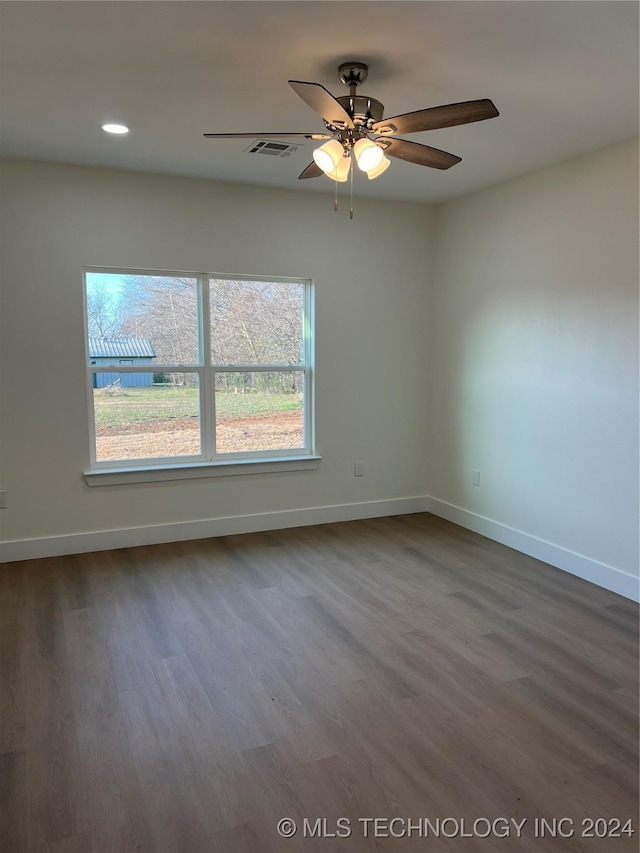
[204,61,498,211]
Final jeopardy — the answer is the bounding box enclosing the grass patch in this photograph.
[216,392,302,420]
[94,386,302,428]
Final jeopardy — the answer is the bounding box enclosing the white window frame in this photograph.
[83,267,318,485]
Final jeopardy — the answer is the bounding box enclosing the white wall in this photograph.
[429,138,639,581]
[1,144,638,598]
[0,159,433,549]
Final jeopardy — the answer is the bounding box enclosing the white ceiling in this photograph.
[1,1,638,203]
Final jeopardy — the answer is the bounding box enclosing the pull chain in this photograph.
[334,173,338,212]
[349,151,354,220]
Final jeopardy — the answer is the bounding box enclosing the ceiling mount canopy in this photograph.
[338,61,369,90]
[204,61,499,214]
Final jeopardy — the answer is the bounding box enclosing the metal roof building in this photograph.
[88,337,156,359]
[89,337,157,388]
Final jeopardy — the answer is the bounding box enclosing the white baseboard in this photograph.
[428,497,639,603]
[0,496,429,563]
[2,495,637,602]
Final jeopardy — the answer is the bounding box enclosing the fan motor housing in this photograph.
[332,95,384,129]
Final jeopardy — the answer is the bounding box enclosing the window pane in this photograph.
[210,279,304,365]
[86,272,199,365]
[215,371,304,454]
[92,373,201,461]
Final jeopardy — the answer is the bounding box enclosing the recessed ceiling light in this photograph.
[101,123,129,135]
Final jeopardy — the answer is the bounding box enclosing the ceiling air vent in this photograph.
[246,140,301,158]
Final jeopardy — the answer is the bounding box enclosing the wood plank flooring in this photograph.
[0,513,638,852]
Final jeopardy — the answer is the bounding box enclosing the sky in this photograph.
[86,271,124,299]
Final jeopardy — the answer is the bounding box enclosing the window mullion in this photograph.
[200,274,215,460]
[211,364,301,372]
[302,365,312,454]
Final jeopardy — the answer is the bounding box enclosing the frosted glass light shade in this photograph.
[325,155,351,182]
[353,138,384,172]
[366,154,391,180]
[313,140,344,173]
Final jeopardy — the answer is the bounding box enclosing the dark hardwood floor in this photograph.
[1,513,638,852]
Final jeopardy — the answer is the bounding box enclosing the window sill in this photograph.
[84,455,322,486]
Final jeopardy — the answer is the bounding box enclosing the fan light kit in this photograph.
[204,62,498,218]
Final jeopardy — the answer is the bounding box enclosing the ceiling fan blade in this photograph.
[373,99,499,135]
[203,132,331,140]
[289,81,355,129]
[298,161,323,180]
[381,138,461,170]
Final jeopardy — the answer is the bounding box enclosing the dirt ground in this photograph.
[95,411,304,460]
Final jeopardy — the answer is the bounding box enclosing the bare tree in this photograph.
[120,276,198,376]
[86,282,126,338]
[210,280,303,365]
[209,280,304,394]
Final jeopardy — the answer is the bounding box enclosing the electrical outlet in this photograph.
[0,491,6,509]
[472,469,480,487]
[354,461,365,477]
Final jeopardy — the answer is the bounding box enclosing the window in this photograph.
[84,269,315,474]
